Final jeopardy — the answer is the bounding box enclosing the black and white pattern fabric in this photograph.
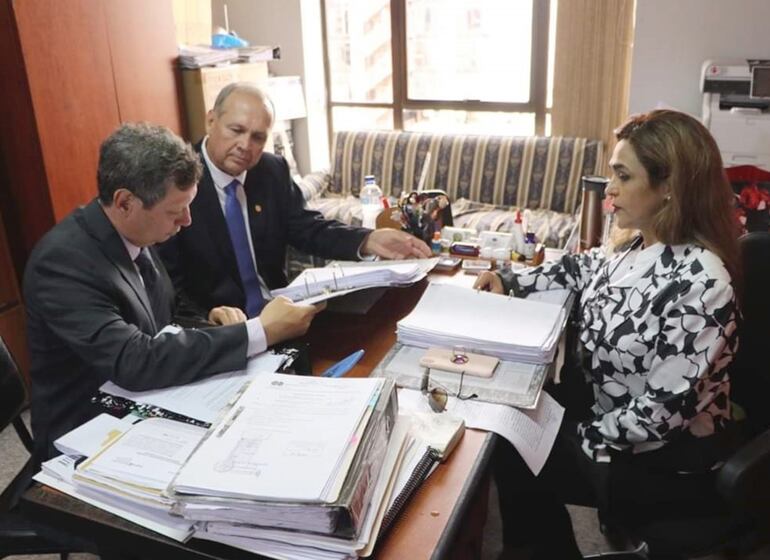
[500,237,739,462]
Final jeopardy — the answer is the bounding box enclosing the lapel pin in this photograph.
[254,204,262,213]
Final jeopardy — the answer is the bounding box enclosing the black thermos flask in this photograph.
[579,175,609,251]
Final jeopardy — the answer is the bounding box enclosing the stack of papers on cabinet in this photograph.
[397,283,568,364]
[238,45,281,62]
[178,44,239,68]
[169,374,401,558]
[271,259,437,304]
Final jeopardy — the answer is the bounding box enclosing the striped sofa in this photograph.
[290,129,603,274]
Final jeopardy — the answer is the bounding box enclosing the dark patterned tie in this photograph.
[135,248,170,327]
[223,180,265,317]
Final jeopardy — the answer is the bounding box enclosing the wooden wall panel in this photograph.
[0,211,19,307]
[13,0,121,222]
[0,0,55,270]
[0,304,29,384]
[105,0,184,134]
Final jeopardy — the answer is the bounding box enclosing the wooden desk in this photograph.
[22,280,496,560]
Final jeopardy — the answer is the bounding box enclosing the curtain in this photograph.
[551,0,636,169]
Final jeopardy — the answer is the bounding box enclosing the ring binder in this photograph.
[271,261,432,304]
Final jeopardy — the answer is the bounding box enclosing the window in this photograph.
[322,0,553,137]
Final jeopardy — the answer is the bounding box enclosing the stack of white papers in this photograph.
[74,418,206,511]
[34,417,202,542]
[99,352,286,425]
[172,376,381,503]
[271,259,437,304]
[397,283,567,363]
[238,45,280,62]
[178,44,239,68]
[168,374,402,558]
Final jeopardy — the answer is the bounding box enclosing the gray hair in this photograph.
[212,82,275,122]
[97,122,202,208]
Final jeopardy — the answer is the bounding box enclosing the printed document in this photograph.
[99,352,286,424]
[397,388,564,475]
[54,413,137,458]
[172,375,383,502]
[75,418,206,498]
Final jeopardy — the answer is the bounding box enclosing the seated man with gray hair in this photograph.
[158,82,431,321]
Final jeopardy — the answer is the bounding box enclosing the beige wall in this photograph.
[211,0,329,175]
[629,0,770,117]
[172,0,212,45]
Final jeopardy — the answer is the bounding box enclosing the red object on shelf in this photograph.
[725,165,770,185]
[727,165,770,233]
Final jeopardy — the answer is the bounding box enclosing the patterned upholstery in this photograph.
[329,130,603,214]
[287,129,604,279]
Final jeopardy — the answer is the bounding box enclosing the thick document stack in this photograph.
[271,259,437,304]
[169,374,400,558]
[397,283,568,363]
[34,417,205,542]
[372,343,548,409]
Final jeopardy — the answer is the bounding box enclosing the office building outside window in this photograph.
[322,0,554,137]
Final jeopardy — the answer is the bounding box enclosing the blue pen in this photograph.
[321,349,365,378]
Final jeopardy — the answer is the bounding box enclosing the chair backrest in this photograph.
[0,336,27,431]
[730,232,770,435]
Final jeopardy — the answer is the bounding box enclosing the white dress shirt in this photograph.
[120,233,267,358]
[201,137,272,300]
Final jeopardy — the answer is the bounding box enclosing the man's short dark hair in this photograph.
[97,122,202,208]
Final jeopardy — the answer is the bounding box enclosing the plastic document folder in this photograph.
[397,283,568,364]
[373,343,548,409]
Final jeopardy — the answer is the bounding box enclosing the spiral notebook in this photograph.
[377,412,464,540]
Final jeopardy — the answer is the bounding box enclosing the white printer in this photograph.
[701,59,770,170]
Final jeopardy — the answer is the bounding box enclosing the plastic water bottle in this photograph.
[360,175,383,229]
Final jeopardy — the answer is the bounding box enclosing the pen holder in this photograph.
[397,190,453,244]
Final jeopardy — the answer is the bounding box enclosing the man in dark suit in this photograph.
[24,123,320,462]
[158,83,431,320]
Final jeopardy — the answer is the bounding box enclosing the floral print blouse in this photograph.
[499,239,738,462]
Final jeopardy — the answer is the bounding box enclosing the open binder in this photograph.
[270,260,435,304]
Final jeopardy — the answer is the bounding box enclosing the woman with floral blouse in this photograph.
[476,109,741,559]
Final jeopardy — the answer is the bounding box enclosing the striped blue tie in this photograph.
[223,180,264,317]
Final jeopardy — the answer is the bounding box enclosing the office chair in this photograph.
[0,336,92,559]
[585,231,770,560]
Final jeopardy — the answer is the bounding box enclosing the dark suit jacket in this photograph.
[158,149,369,315]
[23,200,248,461]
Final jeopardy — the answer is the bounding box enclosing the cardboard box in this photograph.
[181,62,269,142]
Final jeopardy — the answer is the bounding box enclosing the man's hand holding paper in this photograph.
[261,296,324,346]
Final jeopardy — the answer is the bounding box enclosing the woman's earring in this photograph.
[664,194,672,202]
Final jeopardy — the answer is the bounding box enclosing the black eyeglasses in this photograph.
[420,347,478,413]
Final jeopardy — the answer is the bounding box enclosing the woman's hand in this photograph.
[473,271,504,294]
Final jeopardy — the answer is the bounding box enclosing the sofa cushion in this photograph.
[296,168,330,201]
[451,198,576,249]
[329,130,602,215]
